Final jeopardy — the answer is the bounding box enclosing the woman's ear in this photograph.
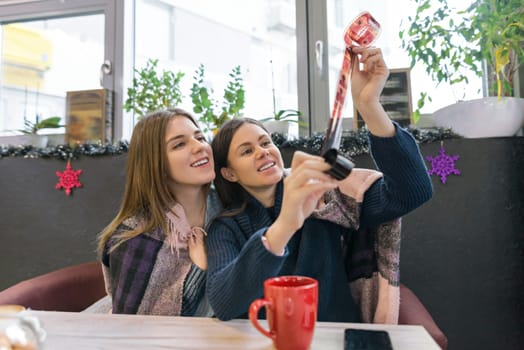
[220,167,238,182]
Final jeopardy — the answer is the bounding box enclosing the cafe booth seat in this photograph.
[399,284,448,349]
[0,261,447,349]
[0,261,106,312]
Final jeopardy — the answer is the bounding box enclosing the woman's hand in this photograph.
[350,46,395,137]
[263,151,337,254]
[350,46,389,105]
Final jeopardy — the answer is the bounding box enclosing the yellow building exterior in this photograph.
[2,24,53,89]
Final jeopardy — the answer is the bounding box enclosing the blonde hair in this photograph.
[97,108,204,256]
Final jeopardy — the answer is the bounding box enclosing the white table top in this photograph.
[30,310,440,350]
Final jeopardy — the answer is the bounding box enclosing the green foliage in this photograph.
[124,58,184,119]
[400,0,524,121]
[124,59,244,130]
[190,64,245,132]
[20,116,62,135]
[259,109,308,127]
[222,66,245,117]
[190,64,216,131]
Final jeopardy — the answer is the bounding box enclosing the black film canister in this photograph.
[322,148,354,180]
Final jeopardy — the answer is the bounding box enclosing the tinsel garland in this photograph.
[0,127,459,160]
[272,126,461,157]
[0,140,129,160]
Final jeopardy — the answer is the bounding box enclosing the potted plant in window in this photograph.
[190,64,245,134]
[124,58,184,119]
[400,0,524,137]
[260,109,306,136]
[20,115,63,148]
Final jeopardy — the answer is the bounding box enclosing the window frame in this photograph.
[296,0,331,136]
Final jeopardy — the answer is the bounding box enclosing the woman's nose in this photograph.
[256,147,269,158]
[191,138,207,153]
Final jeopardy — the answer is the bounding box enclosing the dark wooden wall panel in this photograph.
[0,155,126,288]
[282,137,524,350]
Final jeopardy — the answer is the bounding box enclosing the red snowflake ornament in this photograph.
[55,160,82,195]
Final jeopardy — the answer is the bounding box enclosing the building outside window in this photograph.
[0,15,105,137]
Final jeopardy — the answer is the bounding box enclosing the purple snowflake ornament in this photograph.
[426,145,460,184]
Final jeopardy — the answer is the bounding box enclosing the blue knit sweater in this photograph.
[206,124,433,322]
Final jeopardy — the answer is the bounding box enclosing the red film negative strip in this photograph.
[321,11,381,180]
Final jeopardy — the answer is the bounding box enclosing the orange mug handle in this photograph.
[249,298,275,340]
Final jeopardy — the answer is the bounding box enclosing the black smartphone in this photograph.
[344,328,393,350]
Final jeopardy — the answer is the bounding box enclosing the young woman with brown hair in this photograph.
[96,108,221,316]
[206,47,433,323]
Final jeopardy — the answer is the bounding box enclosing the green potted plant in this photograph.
[20,115,63,147]
[399,0,524,137]
[260,109,306,135]
[124,58,184,119]
[190,64,245,134]
[21,116,62,135]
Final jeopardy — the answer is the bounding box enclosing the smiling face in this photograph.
[164,115,215,193]
[221,122,284,202]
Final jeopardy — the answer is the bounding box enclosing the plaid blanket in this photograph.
[101,191,222,315]
[102,218,193,315]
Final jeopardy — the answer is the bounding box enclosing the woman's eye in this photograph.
[240,148,253,156]
[260,139,273,148]
[196,135,207,142]
[173,142,184,149]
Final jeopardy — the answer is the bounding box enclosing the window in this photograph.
[0,0,123,141]
[130,0,298,138]
[0,16,104,135]
[325,0,482,126]
[0,0,487,143]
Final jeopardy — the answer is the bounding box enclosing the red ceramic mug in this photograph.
[249,276,318,350]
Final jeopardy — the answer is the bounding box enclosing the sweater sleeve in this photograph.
[206,219,287,320]
[360,122,433,227]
